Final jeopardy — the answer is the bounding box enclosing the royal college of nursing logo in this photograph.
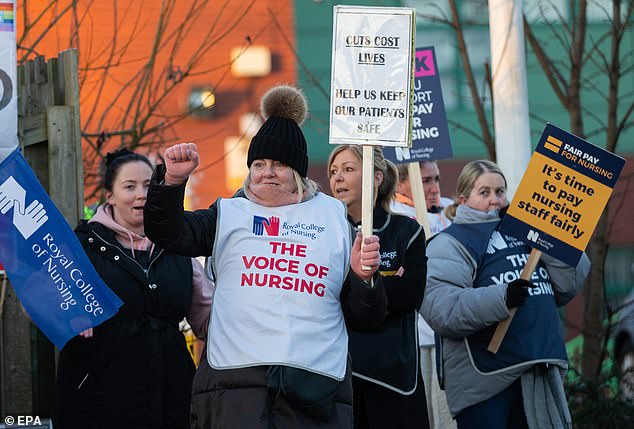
[0,176,48,239]
[486,231,508,254]
[252,214,326,240]
[486,230,526,254]
[252,215,280,236]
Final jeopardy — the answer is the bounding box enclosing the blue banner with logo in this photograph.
[385,46,453,164]
[0,148,122,349]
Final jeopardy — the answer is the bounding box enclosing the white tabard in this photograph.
[208,193,351,380]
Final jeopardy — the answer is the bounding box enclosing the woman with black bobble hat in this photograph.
[144,85,387,428]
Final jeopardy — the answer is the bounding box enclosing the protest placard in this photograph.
[488,123,626,352]
[0,149,123,349]
[329,6,415,147]
[501,123,625,266]
[384,46,452,164]
[384,46,453,236]
[0,0,18,160]
[329,6,415,265]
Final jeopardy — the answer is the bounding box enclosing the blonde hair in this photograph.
[327,145,398,213]
[293,170,319,200]
[243,167,319,203]
[445,159,507,219]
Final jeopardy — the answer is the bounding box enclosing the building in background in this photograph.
[17,0,634,314]
[13,1,301,417]
[18,0,298,208]
[8,0,634,418]
[293,0,634,309]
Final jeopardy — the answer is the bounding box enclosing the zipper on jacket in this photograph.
[92,231,164,279]
[77,373,89,390]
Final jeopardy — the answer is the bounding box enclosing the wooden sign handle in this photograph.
[487,248,542,353]
[407,162,431,239]
[361,145,375,271]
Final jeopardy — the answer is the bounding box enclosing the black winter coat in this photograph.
[55,221,195,429]
[349,206,430,429]
[143,167,387,429]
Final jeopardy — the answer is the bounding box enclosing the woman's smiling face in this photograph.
[250,159,297,193]
[105,160,153,234]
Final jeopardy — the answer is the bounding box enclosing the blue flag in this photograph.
[0,148,122,349]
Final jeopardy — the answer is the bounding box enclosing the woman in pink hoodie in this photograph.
[55,149,213,429]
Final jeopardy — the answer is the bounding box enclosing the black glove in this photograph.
[505,279,532,308]
[498,205,509,219]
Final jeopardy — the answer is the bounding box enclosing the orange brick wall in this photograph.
[18,0,298,208]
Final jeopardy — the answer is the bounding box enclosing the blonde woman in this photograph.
[328,145,429,429]
[422,160,590,429]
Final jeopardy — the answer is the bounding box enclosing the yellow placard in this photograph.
[507,151,612,250]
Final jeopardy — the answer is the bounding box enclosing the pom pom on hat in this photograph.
[247,85,309,177]
[260,85,308,125]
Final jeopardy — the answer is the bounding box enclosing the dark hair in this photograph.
[396,160,438,184]
[102,148,153,191]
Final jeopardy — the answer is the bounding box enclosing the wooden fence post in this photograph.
[0,49,82,419]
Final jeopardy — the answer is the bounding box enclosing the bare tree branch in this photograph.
[523,15,568,107]
[266,7,329,102]
[448,0,495,159]
[18,0,79,63]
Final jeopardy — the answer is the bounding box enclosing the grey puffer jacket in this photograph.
[421,205,590,417]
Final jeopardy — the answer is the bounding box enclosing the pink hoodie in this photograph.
[89,204,213,339]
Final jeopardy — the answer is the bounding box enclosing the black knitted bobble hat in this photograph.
[247,85,309,177]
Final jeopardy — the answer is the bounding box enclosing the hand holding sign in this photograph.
[487,123,625,353]
[505,278,532,308]
[330,6,415,269]
[488,249,542,352]
[351,232,381,282]
[361,146,375,270]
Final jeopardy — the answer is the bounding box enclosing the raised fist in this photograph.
[164,143,200,185]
